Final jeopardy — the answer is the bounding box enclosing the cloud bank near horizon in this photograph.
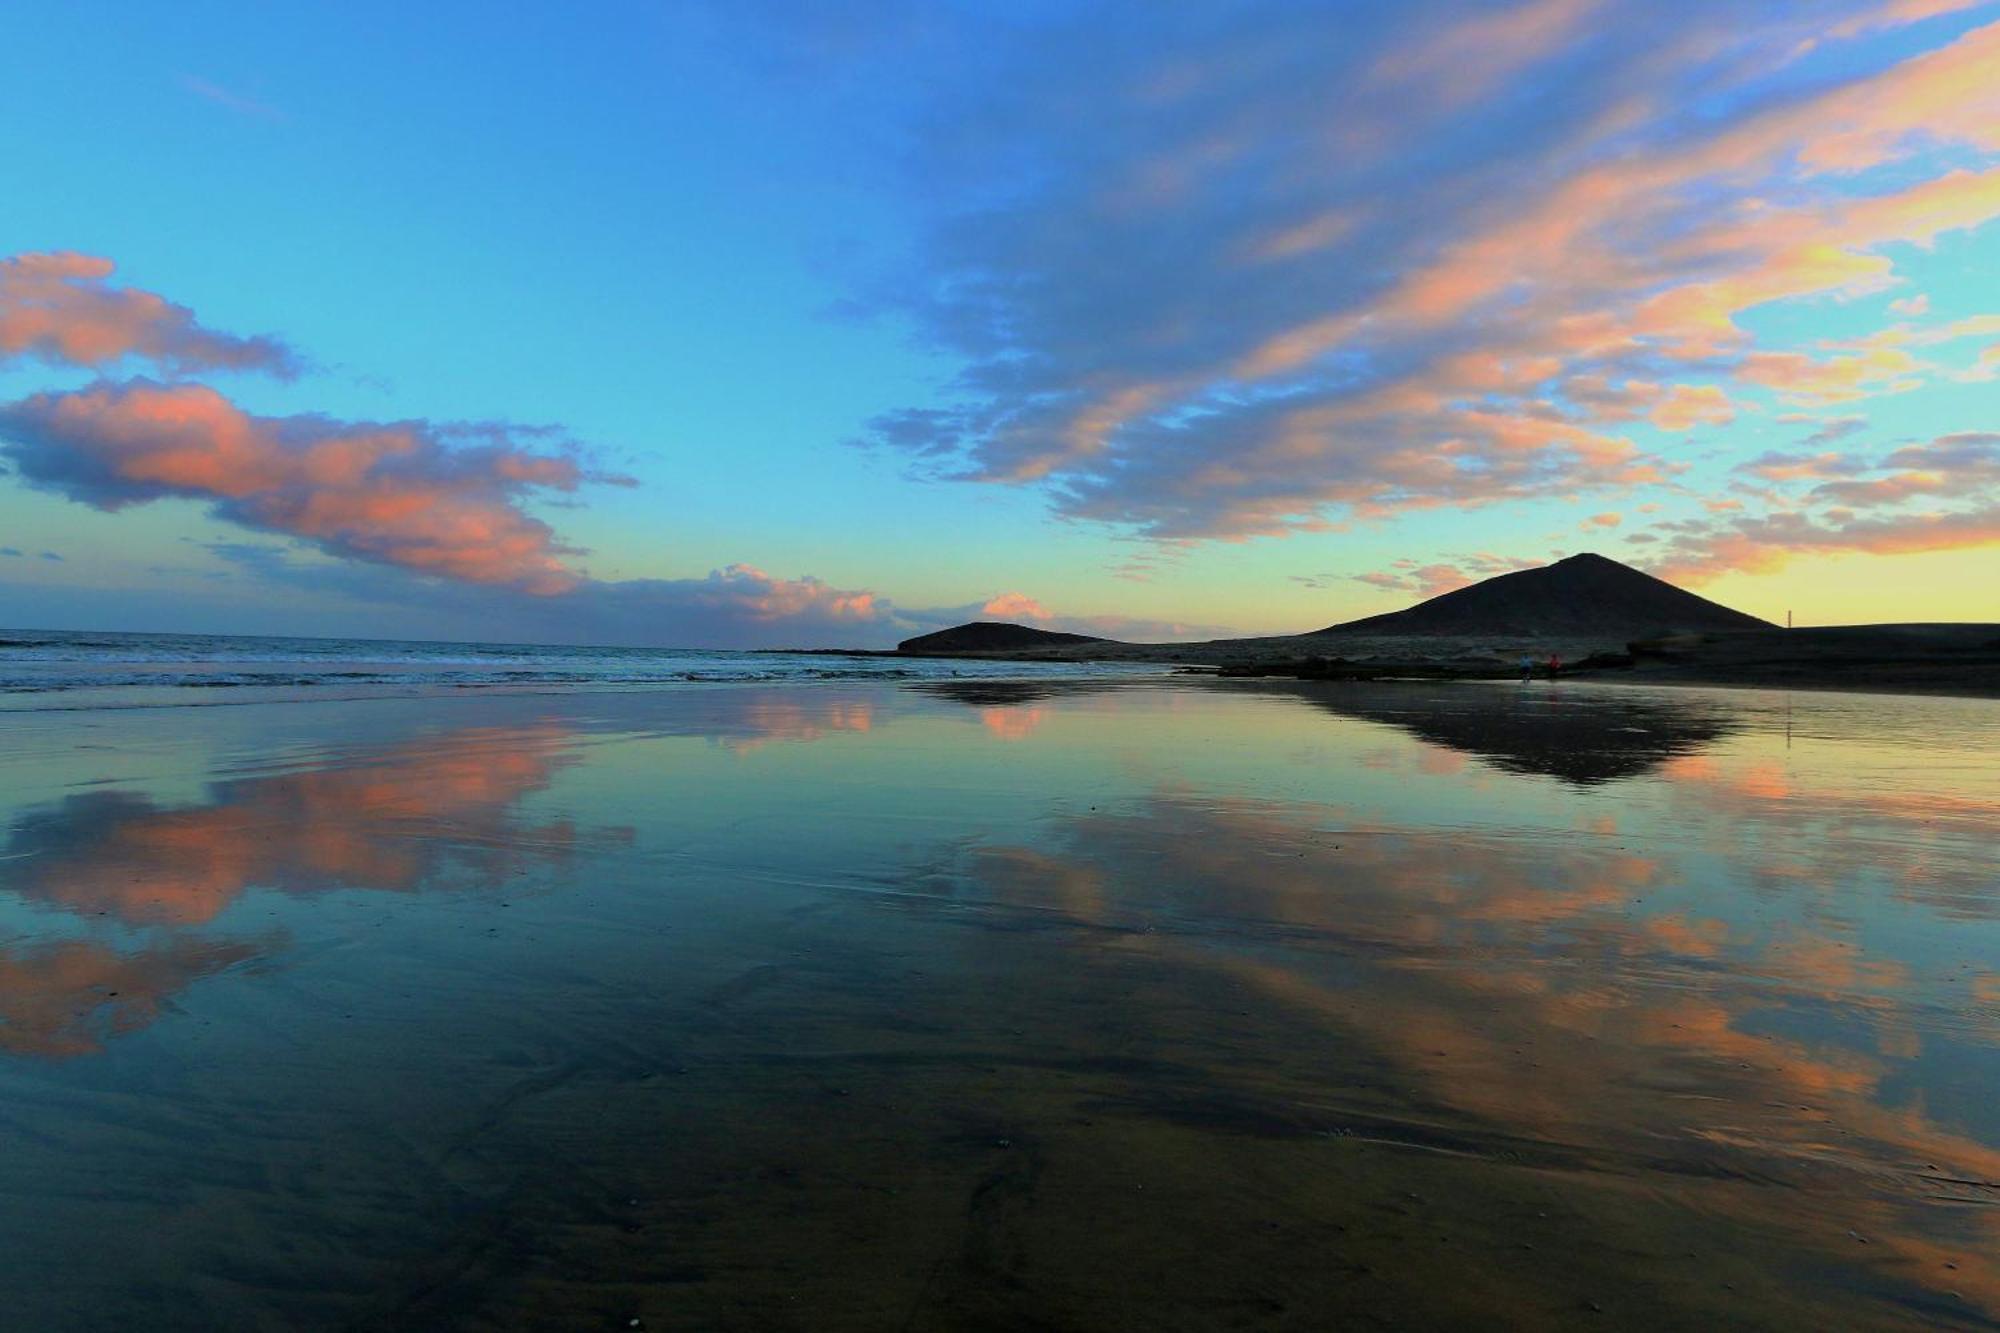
[167,543,1244,648]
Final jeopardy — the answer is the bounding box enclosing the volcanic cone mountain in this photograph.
[1318,553,1773,639]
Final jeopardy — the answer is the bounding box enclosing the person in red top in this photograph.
[1548,653,1563,676]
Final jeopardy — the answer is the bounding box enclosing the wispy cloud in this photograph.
[854,4,2000,548]
[953,589,1241,641]
[1351,552,1542,600]
[1795,416,1869,448]
[1736,450,1871,482]
[1643,431,2000,580]
[1646,506,2000,584]
[177,74,285,121]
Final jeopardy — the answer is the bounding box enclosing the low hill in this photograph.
[1319,552,1772,639]
[1621,623,2000,694]
[898,621,1106,654]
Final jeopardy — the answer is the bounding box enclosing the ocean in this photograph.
[0,626,1165,709]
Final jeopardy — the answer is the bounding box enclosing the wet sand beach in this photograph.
[0,679,1995,1330]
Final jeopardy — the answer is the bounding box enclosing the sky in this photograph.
[1,0,1997,648]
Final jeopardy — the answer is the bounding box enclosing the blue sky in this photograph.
[2,1,1998,645]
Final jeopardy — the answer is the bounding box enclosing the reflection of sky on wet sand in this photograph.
[7,724,608,926]
[0,935,264,1059]
[943,790,1999,1313]
[0,681,1993,1328]
[0,719,630,1059]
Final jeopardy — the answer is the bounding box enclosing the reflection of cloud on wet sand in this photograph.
[0,721,636,1061]
[1661,751,2000,918]
[3,724,615,926]
[978,706,1049,742]
[0,936,263,1059]
[719,697,876,755]
[944,793,2000,1318]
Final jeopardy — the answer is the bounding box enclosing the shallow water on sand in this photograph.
[0,679,1994,1330]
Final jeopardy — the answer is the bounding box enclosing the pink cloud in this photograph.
[981,591,1053,621]
[1363,0,1603,116]
[1735,347,1924,403]
[0,380,623,593]
[1738,450,1869,482]
[1650,384,1736,431]
[692,564,883,622]
[0,252,299,377]
[1244,210,1356,264]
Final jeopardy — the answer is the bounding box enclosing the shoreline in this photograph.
[801,622,2000,701]
[2,671,1993,1331]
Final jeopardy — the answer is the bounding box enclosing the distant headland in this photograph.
[886,553,2000,697]
[896,621,1105,654]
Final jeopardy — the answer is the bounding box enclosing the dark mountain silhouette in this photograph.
[1318,553,1772,638]
[898,621,1105,654]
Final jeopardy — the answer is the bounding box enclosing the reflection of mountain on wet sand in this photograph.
[1249,680,1738,784]
[904,680,1132,742]
[903,679,1123,708]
